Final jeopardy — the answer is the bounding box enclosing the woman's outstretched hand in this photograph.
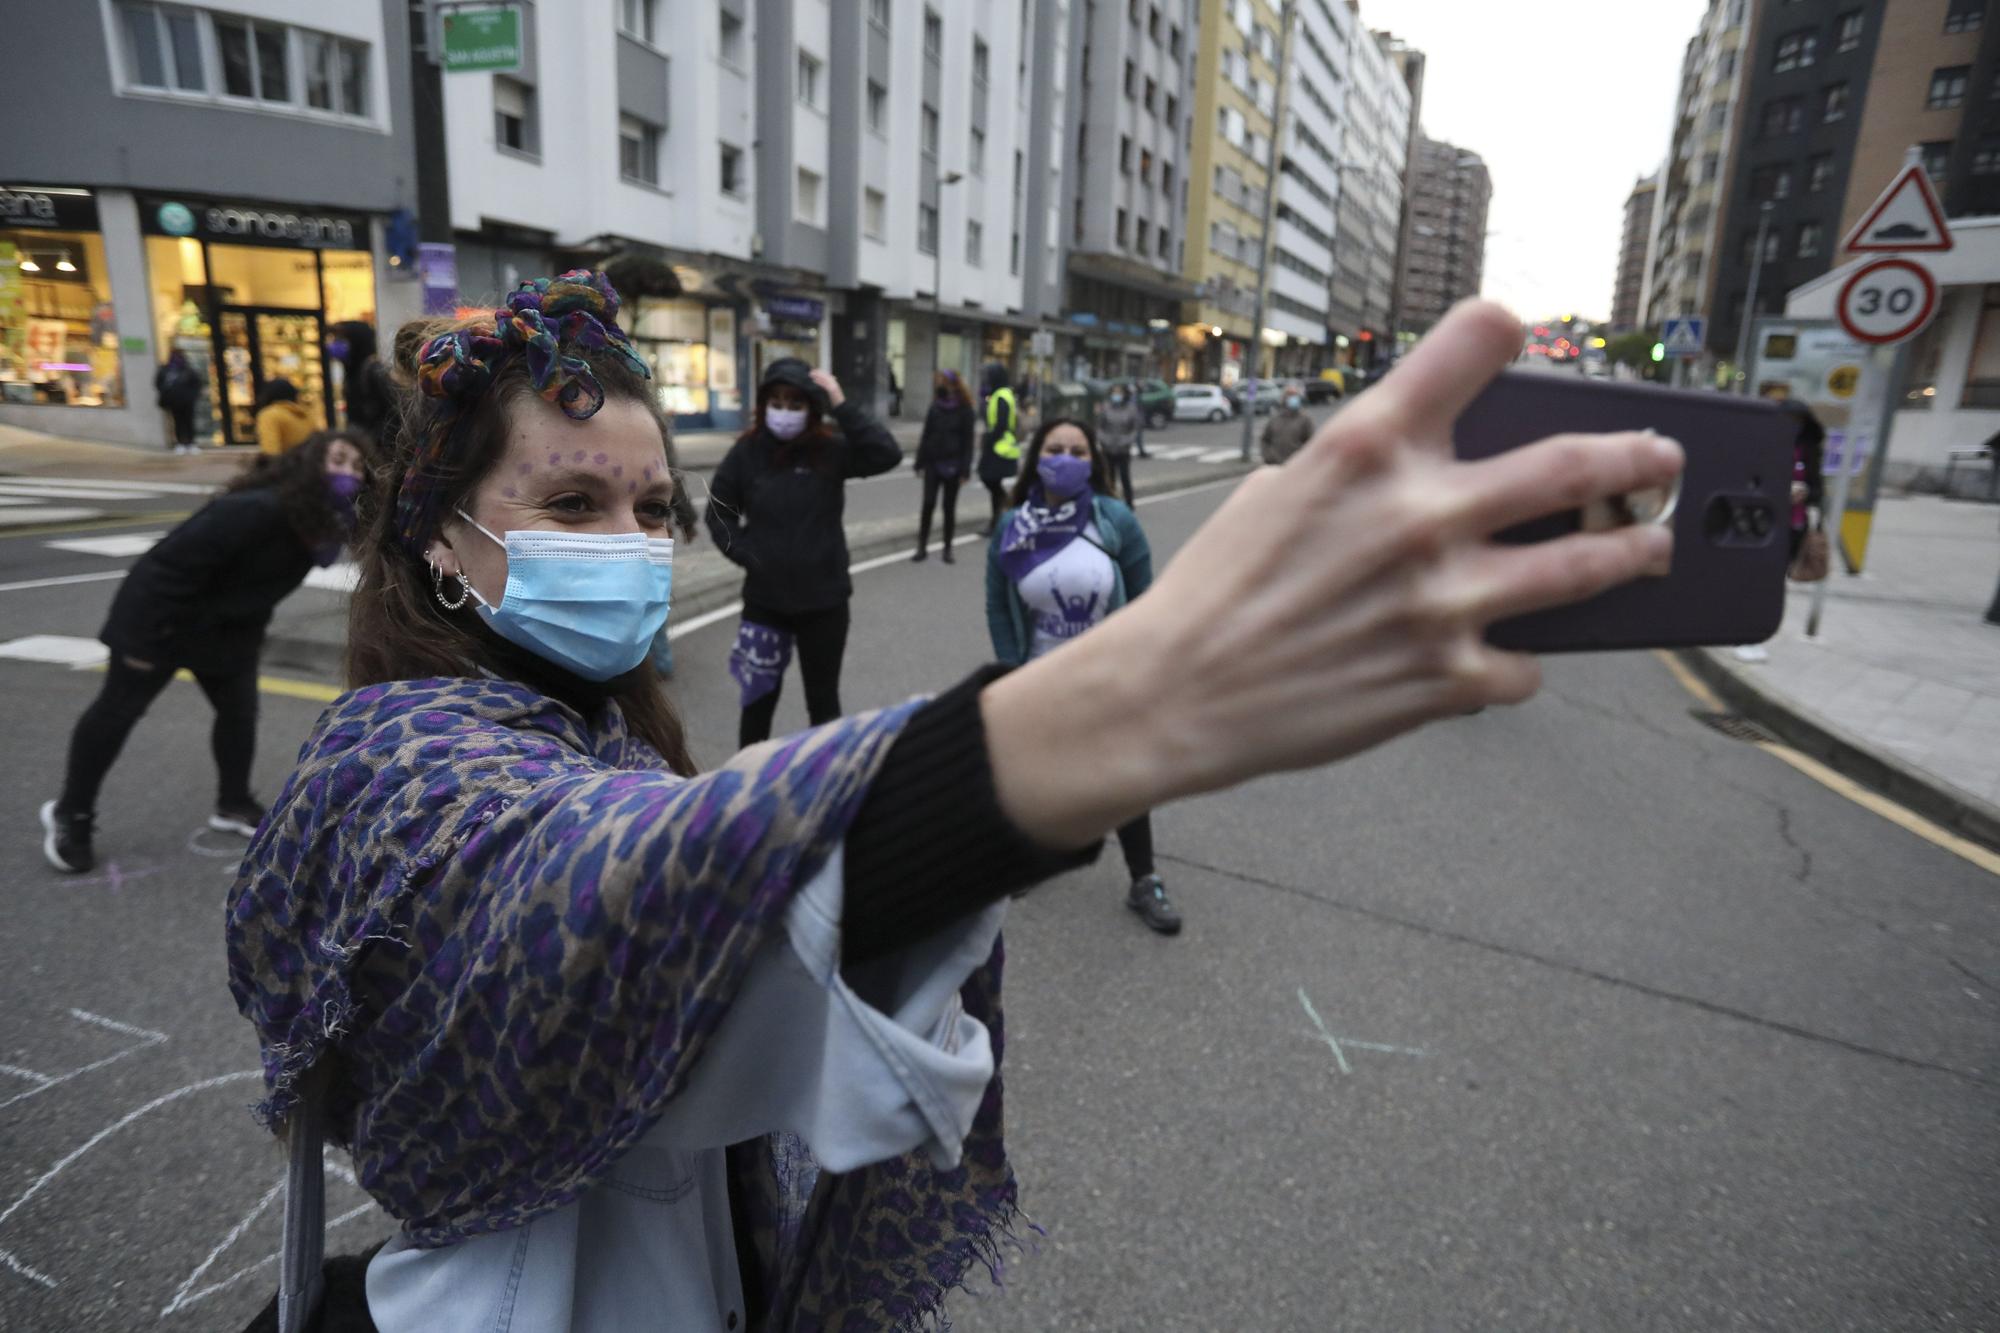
[982,299,1685,849]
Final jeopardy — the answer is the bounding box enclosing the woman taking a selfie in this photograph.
[985,417,1180,934]
[227,274,1681,1331]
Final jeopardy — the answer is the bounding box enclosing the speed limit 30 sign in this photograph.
[1836,257,1938,345]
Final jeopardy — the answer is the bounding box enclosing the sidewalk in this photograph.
[1682,493,2000,850]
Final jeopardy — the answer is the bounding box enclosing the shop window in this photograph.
[865,188,886,239]
[632,300,713,416]
[720,143,744,196]
[620,115,661,186]
[1,214,125,411]
[494,77,538,156]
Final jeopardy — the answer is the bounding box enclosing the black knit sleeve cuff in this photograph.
[841,664,1103,966]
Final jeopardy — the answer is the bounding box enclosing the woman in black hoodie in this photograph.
[329,319,394,450]
[911,368,975,563]
[705,357,903,746]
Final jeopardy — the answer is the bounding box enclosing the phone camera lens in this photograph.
[1748,507,1773,538]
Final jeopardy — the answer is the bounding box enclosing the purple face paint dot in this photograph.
[572,450,586,462]
[642,466,656,480]
[502,486,518,499]
[593,452,608,465]
[547,453,562,467]
[626,482,637,496]
[611,465,623,478]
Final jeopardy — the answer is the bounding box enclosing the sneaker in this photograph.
[1731,644,1770,663]
[209,798,267,837]
[41,800,95,874]
[1126,873,1182,935]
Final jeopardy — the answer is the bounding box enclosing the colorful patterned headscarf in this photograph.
[395,270,651,554]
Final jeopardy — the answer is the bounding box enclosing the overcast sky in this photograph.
[1369,0,1710,323]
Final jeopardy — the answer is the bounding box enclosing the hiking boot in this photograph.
[1126,873,1182,935]
[209,798,268,838]
[41,801,95,874]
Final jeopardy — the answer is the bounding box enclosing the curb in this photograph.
[262,464,1255,682]
[1676,647,2000,854]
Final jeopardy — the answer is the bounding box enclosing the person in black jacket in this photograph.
[40,431,366,873]
[154,350,204,454]
[329,320,394,450]
[911,368,975,564]
[705,357,902,747]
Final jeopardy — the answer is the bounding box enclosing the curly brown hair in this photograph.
[225,429,362,550]
[346,312,695,775]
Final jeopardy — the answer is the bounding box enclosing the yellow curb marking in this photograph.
[1653,651,1999,879]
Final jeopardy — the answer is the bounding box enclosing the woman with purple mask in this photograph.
[705,357,903,746]
[984,417,1181,933]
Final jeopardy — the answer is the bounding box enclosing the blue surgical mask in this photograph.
[456,509,674,682]
[1037,452,1092,499]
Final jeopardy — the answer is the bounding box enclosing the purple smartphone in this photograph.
[1452,371,1795,653]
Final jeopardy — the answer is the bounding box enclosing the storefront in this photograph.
[627,295,741,432]
[751,289,829,394]
[138,194,377,447]
[0,186,126,414]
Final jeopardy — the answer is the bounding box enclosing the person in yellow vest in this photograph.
[255,378,315,455]
[976,362,1021,535]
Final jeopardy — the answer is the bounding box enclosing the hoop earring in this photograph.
[432,564,472,611]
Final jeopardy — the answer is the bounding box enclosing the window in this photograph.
[1125,59,1137,97]
[922,104,939,157]
[1835,10,1863,51]
[494,76,537,155]
[1741,227,1780,264]
[1120,134,1132,172]
[1946,0,1984,32]
[1772,30,1817,72]
[865,188,886,238]
[1164,92,1178,129]
[620,115,660,185]
[1796,220,1822,257]
[719,9,745,65]
[1822,81,1848,121]
[1964,286,2000,408]
[1157,226,1170,259]
[213,16,287,101]
[795,167,822,224]
[1760,96,1804,136]
[1807,153,1833,192]
[1929,66,1970,109]
[1145,76,1156,112]
[1140,147,1153,182]
[1161,162,1174,198]
[1135,218,1150,253]
[1921,140,1954,180]
[973,38,989,85]
[1150,5,1161,40]
[797,50,822,108]
[970,126,985,175]
[1011,230,1021,275]
[1708,104,1728,131]
[1169,24,1183,59]
[1700,152,1721,184]
[620,0,656,44]
[118,2,208,91]
[720,142,744,195]
[918,202,939,254]
[924,8,942,57]
[1116,207,1129,247]
[300,31,363,113]
[966,219,983,265]
[1976,138,2000,175]
[867,80,887,132]
[869,0,891,28]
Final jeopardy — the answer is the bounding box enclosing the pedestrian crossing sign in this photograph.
[1661,316,1705,358]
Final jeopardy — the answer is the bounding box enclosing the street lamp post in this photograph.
[1241,0,1296,461]
[1733,200,1775,394]
[933,170,964,387]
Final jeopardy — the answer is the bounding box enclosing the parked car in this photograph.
[1172,383,1235,422]
[1238,380,1284,415]
[1304,369,1345,405]
[1083,377,1175,430]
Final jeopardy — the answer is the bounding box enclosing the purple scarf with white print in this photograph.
[729,620,794,708]
[997,486,1096,586]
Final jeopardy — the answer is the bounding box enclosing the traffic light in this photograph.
[1650,342,1665,362]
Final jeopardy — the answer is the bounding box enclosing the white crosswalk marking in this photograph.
[0,475,209,530]
[44,532,167,558]
[0,482,156,502]
[0,507,103,528]
[302,562,360,592]
[1197,448,1244,463]
[1149,446,1205,461]
[0,635,108,668]
[0,475,216,495]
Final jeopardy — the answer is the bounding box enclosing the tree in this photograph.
[1605,329,1664,379]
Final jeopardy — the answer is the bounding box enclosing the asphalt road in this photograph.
[1,474,1995,1330]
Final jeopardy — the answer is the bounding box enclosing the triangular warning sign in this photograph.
[1843,162,1953,253]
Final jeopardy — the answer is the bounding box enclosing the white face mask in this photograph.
[766,406,809,440]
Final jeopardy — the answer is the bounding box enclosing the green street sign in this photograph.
[441,8,521,73]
